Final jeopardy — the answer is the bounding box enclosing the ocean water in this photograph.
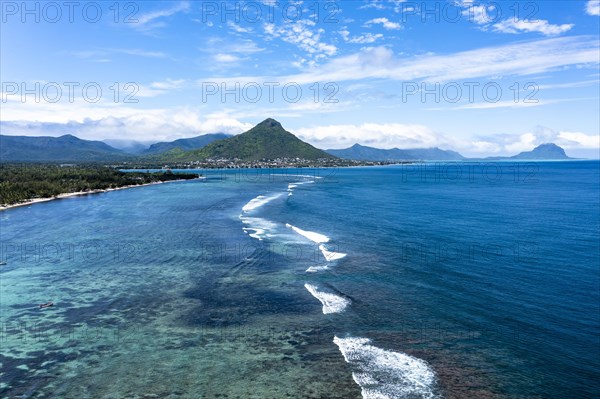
[1,161,599,398]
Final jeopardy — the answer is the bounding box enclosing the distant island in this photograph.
[488,143,570,160]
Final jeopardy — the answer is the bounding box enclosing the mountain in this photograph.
[103,139,153,154]
[326,143,464,161]
[142,133,231,155]
[510,143,570,160]
[0,134,128,162]
[168,119,335,161]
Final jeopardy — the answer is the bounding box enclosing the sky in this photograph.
[1,0,599,157]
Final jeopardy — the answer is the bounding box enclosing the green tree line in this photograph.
[0,164,199,206]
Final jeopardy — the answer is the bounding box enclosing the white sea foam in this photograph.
[304,283,350,314]
[241,217,278,241]
[288,180,314,192]
[271,174,322,180]
[306,265,329,273]
[333,336,440,399]
[285,223,330,243]
[241,193,282,213]
[319,244,347,261]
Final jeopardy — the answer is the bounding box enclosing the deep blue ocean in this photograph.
[1,161,599,398]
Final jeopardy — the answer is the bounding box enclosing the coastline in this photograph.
[0,178,200,212]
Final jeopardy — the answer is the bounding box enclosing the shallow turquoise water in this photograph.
[1,162,599,398]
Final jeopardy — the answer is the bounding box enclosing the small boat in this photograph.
[0,261,6,266]
[39,302,54,309]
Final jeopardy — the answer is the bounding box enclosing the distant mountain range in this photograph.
[326,143,465,161]
[142,133,231,155]
[326,142,571,161]
[0,132,234,162]
[0,134,128,162]
[0,120,573,163]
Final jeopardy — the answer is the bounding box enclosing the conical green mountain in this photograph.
[172,118,335,161]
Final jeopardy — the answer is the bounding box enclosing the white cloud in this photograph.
[136,1,190,26]
[461,4,496,25]
[199,38,264,66]
[340,30,384,44]
[446,99,559,110]
[69,48,168,61]
[557,131,600,148]
[149,79,186,91]
[208,39,265,55]
[504,132,538,153]
[458,2,574,36]
[296,125,600,154]
[359,0,387,10]
[110,48,168,58]
[227,21,253,33]
[214,53,242,63]
[349,33,384,44]
[205,37,598,87]
[365,17,402,30]
[586,0,600,16]
[137,78,188,97]
[0,106,252,142]
[263,20,337,62]
[468,127,600,157]
[493,19,574,36]
[294,123,446,149]
[278,36,599,85]
[469,140,503,153]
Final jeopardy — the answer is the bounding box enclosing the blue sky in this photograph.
[1,0,599,157]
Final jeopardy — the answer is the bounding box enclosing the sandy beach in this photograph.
[0,178,201,212]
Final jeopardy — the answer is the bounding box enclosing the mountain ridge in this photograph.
[142,133,231,155]
[326,143,465,161]
[0,127,573,163]
[0,134,128,162]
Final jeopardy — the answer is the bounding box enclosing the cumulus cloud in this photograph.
[365,17,402,30]
[0,114,252,143]
[294,123,447,149]
[586,0,600,16]
[0,99,253,141]
[557,131,600,148]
